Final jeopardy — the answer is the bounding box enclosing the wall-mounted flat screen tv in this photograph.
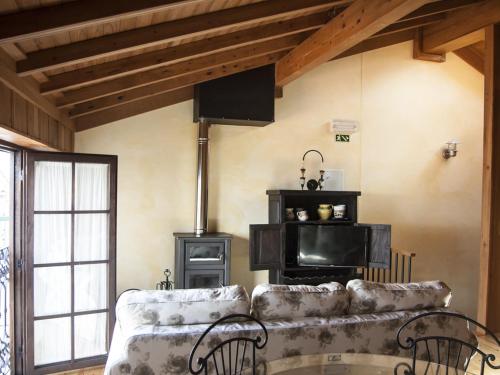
[193,64,275,126]
[298,225,368,268]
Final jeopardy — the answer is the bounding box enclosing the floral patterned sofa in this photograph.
[105,280,476,375]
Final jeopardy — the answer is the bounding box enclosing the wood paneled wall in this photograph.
[0,80,74,151]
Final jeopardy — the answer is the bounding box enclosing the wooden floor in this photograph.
[53,335,499,375]
[55,365,104,375]
[468,334,500,375]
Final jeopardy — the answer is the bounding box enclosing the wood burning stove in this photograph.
[173,233,231,289]
[173,120,232,289]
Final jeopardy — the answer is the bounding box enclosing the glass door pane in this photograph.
[27,153,116,374]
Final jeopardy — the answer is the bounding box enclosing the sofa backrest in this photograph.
[346,279,452,314]
[116,285,250,328]
[250,282,350,320]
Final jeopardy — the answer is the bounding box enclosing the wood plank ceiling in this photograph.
[0,0,491,131]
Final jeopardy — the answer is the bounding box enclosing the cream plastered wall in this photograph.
[75,41,484,317]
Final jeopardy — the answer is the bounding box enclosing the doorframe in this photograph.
[0,139,25,374]
[478,24,500,332]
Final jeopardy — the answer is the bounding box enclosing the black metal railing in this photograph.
[364,249,416,283]
[0,247,9,375]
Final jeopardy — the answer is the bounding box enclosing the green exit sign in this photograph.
[335,134,350,142]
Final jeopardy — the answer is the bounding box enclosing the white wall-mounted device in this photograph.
[330,119,359,134]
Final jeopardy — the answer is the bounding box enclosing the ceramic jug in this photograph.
[318,204,332,220]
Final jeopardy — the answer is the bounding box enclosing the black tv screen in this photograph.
[298,226,368,268]
[193,64,275,126]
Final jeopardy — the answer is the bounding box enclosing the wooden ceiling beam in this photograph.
[41,13,329,94]
[57,35,304,109]
[336,29,415,60]
[66,52,286,117]
[414,28,446,62]
[400,0,481,21]
[373,13,445,39]
[421,0,500,53]
[16,0,347,76]
[453,43,485,74]
[75,29,423,128]
[275,0,433,87]
[75,86,194,132]
[0,0,203,45]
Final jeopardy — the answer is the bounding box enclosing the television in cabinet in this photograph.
[249,190,391,285]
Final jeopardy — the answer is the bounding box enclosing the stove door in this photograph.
[185,241,225,266]
[185,269,224,289]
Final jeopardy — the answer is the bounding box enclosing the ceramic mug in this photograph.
[285,208,295,221]
[333,204,346,219]
[297,210,309,221]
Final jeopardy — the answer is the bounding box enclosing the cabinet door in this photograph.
[358,224,391,269]
[249,224,283,270]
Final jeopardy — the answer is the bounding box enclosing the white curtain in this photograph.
[75,163,109,210]
[34,318,71,365]
[34,161,72,211]
[75,213,108,261]
[74,313,107,359]
[33,161,109,366]
[34,214,71,264]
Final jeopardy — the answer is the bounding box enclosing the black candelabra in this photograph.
[156,268,174,290]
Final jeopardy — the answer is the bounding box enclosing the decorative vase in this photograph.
[318,204,332,220]
[285,208,295,221]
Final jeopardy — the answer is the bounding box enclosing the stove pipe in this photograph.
[194,120,209,235]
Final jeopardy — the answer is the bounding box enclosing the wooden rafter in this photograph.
[453,43,485,74]
[57,35,303,109]
[16,0,347,76]
[336,29,415,60]
[65,52,287,116]
[374,13,445,38]
[275,0,433,87]
[421,0,499,53]
[400,0,481,21]
[41,2,477,95]
[0,0,204,44]
[73,28,425,131]
[75,86,194,132]
[40,13,329,94]
[413,28,446,62]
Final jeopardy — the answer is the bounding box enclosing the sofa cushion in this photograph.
[251,282,349,320]
[346,279,452,314]
[116,285,250,328]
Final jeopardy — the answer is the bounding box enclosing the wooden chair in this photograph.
[397,311,500,375]
[189,314,268,375]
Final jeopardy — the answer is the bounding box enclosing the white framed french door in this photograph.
[24,152,117,375]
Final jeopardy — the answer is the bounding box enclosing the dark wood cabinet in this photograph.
[249,190,391,285]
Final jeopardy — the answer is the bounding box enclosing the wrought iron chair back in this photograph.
[397,311,499,375]
[189,314,268,375]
